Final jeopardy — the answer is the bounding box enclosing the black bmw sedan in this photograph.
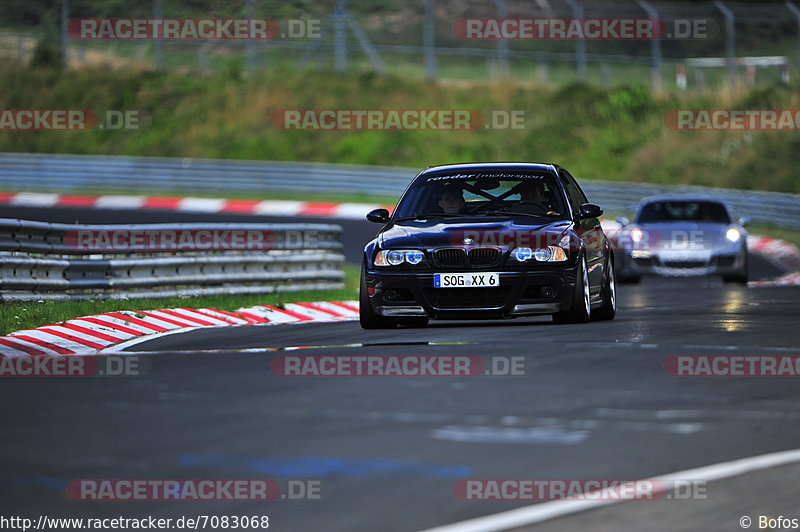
[360,162,616,328]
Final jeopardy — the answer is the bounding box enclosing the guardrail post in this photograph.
[564,0,587,81]
[713,1,736,88]
[637,0,663,91]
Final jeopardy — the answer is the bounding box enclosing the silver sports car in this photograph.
[614,195,749,284]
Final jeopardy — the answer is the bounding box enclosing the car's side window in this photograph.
[559,170,584,215]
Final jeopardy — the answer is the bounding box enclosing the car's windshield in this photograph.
[636,201,731,224]
[393,172,567,220]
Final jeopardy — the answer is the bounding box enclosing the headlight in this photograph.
[511,246,567,263]
[726,228,741,243]
[511,247,533,262]
[631,227,645,243]
[374,249,425,266]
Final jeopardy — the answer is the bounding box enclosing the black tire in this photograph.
[359,266,398,329]
[723,254,749,285]
[552,255,591,324]
[591,255,617,321]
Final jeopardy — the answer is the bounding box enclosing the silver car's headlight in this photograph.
[726,228,742,243]
[374,249,425,266]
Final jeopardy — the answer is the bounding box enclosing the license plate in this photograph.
[434,273,500,288]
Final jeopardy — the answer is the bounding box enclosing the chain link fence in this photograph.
[2,0,800,90]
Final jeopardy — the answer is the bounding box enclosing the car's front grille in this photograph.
[662,260,707,268]
[434,247,500,267]
[423,287,512,309]
[435,248,467,267]
[469,248,500,266]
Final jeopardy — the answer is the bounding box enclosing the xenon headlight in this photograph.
[374,249,425,266]
[511,246,567,263]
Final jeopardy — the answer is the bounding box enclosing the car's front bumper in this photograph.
[364,268,578,320]
[616,248,747,278]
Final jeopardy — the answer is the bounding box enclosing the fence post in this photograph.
[61,0,70,68]
[17,34,24,65]
[713,1,735,88]
[334,0,348,74]
[153,0,164,70]
[637,0,663,91]
[246,0,257,73]
[787,2,800,74]
[600,63,611,88]
[424,0,437,81]
[538,60,549,83]
[490,0,510,78]
[346,14,387,74]
[564,0,587,81]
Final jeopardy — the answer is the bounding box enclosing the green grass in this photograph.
[0,265,359,335]
[2,64,800,194]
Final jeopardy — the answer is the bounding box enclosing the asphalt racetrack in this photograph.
[1,205,798,531]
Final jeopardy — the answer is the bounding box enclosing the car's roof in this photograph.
[420,162,559,174]
[638,193,729,206]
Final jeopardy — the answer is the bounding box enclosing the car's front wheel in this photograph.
[722,253,749,285]
[359,266,398,329]
[552,255,591,324]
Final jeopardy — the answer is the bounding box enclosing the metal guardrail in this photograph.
[1,153,798,229]
[0,218,345,301]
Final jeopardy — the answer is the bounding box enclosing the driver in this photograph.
[514,181,556,215]
[438,184,465,214]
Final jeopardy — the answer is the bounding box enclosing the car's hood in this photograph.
[380,218,572,250]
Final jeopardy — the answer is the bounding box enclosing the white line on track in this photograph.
[418,448,800,532]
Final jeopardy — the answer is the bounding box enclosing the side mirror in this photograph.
[366,208,390,224]
[616,216,630,226]
[579,203,604,219]
[738,216,751,227]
